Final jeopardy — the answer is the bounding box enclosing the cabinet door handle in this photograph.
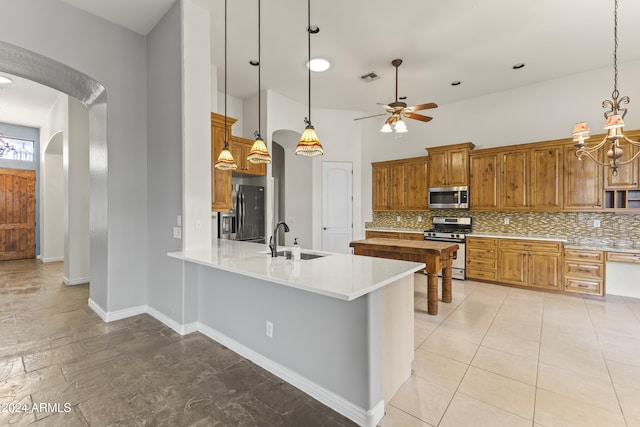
[577,269,591,273]
[578,284,589,288]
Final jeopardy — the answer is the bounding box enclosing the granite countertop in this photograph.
[168,240,424,301]
[564,242,640,254]
[365,227,426,233]
[466,232,568,242]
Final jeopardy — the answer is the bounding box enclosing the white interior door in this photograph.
[322,162,353,253]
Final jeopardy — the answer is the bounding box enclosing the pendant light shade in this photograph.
[295,0,323,157]
[214,0,237,171]
[248,0,271,165]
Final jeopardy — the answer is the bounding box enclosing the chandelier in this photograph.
[0,135,15,158]
[573,0,640,176]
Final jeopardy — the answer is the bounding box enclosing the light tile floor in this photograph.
[380,274,640,427]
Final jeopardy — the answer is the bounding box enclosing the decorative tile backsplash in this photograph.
[367,210,640,247]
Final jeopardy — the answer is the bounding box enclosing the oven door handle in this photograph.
[423,238,465,243]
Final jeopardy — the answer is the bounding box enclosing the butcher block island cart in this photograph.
[350,238,459,315]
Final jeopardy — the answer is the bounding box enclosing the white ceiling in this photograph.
[0,73,60,128]
[4,0,640,129]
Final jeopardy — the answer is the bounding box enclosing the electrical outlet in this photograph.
[593,219,601,228]
[503,217,510,225]
[418,216,422,222]
[266,321,273,338]
[173,227,182,239]
[396,216,401,222]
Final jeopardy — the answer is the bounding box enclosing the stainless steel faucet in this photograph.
[269,221,290,257]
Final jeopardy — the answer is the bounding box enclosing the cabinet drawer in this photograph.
[467,257,497,269]
[467,237,498,249]
[564,249,604,263]
[564,277,603,296]
[400,233,425,241]
[607,251,640,264]
[366,231,401,239]
[499,239,562,253]
[564,262,604,280]
[467,268,497,281]
[467,247,496,259]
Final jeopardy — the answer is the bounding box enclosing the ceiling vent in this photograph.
[360,72,380,83]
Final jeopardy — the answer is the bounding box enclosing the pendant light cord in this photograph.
[258,0,261,137]
[224,0,228,145]
[612,0,619,101]
[307,0,311,123]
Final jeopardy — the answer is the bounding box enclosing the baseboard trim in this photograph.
[85,302,382,426]
[146,306,198,335]
[41,257,64,263]
[63,276,91,286]
[197,323,382,427]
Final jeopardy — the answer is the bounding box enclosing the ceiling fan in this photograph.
[355,59,437,133]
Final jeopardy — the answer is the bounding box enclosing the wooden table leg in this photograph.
[425,256,441,315]
[441,265,452,303]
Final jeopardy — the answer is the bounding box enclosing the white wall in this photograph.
[42,138,64,263]
[360,59,640,223]
[217,91,244,136]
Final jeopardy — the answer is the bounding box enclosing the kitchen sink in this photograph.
[275,251,326,260]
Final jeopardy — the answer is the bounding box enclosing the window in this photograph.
[0,136,35,162]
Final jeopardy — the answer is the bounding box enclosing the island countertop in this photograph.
[168,239,424,301]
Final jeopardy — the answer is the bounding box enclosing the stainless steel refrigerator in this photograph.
[218,184,265,243]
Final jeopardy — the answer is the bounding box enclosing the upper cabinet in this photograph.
[211,112,236,211]
[372,156,429,211]
[230,136,266,176]
[427,142,475,187]
[604,133,639,190]
[470,143,563,211]
[563,140,603,211]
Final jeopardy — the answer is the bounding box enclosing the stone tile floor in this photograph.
[0,260,356,426]
[3,259,640,426]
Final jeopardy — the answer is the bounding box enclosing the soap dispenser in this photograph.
[292,238,301,261]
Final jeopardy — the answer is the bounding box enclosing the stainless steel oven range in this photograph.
[423,217,471,280]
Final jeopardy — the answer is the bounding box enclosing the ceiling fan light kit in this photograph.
[573,0,640,177]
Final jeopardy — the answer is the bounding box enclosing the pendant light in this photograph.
[247,0,271,164]
[295,0,323,157]
[214,0,237,171]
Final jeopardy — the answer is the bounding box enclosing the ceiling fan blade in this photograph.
[405,102,438,113]
[353,113,387,121]
[376,102,391,107]
[404,112,433,122]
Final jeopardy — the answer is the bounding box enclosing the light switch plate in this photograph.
[173,227,182,239]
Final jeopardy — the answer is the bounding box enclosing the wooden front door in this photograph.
[0,168,36,260]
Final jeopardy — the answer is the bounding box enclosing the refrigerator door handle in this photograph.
[240,192,245,236]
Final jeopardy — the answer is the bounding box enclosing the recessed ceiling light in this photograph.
[0,75,12,84]
[512,63,525,70]
[451,81,461,86]
[307,58,331,72]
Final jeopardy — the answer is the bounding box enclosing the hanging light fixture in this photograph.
[295,0,323,157]
[574,0,640,176]
[247,0,271,164]
[214,0,237,171]
[0,134,16,158]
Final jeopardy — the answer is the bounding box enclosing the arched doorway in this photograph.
[0,41,108,307]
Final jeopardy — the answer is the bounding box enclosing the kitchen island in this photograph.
[350,238,459,315]
[167,240,424,427]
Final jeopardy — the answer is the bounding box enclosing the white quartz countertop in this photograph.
[466,232,568,242]
[168,240,424,301]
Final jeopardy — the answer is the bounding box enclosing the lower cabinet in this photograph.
[564,249,605,296]
[496,239,562,290]
[365,230,424,240]
[466,237,497,281]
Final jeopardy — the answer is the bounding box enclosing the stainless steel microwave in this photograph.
[428,186,469,209]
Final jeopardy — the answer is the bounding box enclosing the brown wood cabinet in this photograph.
[469,152,499,210]
[563,141,603,210]
[497,239,562,290]
[427,142,475,188]
[230,136,266,176]
[564,249,605,296]
[365,230,424,241]
[371,157,429,211]
[466,237,498,281]
[604,136,639,190]
[211,112,236,211]
[500,150,529,210]
[530,145,563,210]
